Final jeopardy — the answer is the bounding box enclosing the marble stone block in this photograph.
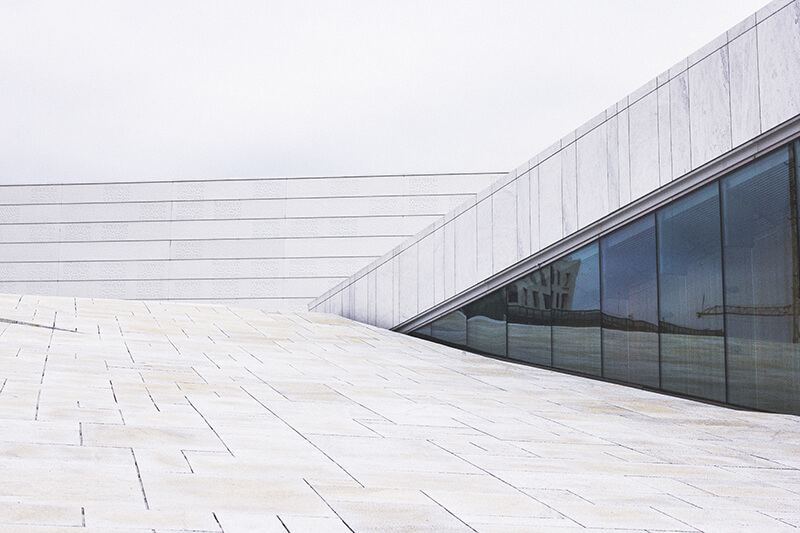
[376,261,393,329]
[454,207,478,294]
[516,171,532,261]
[670,71,692,180]
[492,183,518,273]
[353,276,368,323]
[689,47,732,168]
[444,221,456,300]
[397,245,418,324]
[629,92,660,201]
[433,227,445,305]
[576,123,608,229]
[606,114,621,211]
[617,108,632,205]
[561,143,578,236]
[367,269,377,324]
[757,0,800,132]
[528,166,541,255]
[476,199,493,280]
[657,84,673,185]
[538,154,563,249]
[417,234,435,314]
[730,28,761,147]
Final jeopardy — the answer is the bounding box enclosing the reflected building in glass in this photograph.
[412,141,800,415]
[308,0,800,417]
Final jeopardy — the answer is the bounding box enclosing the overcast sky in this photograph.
[0,0,769,184]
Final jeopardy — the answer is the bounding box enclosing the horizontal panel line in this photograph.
[0,192,476,207]
[0,214,446,225]
[140,297,312,301]
[0,235,409,245]
[0,171,504,188]
[0,256,375,264]
[3,276,348,282]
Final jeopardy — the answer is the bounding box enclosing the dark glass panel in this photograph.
[601,215,659,387]
[551,243,601,375]
[657,184,725,401]
[722,147,800,414]
[430,310,467,347]
[413,324,432,338]
[507,267,552,366]
[464,288,507,356]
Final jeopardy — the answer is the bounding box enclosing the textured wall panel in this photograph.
[0,172,500,309]
[492,183,518,272]
[689,48,733,166]
[758,1,800,131]
[454,207,478,294]
[311,1,800,331]
[729,29,762,147]
[576,124,608,229]
[628,92,660,201]
[538,154,563,249]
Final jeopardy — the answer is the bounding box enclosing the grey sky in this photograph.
[0,0,769,184]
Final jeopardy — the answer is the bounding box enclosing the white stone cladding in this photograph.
[0,172,502,310]
[310,0,800,329]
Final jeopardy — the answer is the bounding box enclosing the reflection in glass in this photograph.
[430,310,467,346]
[657,184,726,401]
[722,147,800,413]
[507,267,552,365]
[601,215,659,387]
[464,288,507,356]
[551,243,601,375]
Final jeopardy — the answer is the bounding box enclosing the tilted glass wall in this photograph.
[721,148,800,413]
[657,184,725,402]
[551,243,601,376]
[412,139,800,415]
[601,215,659,387]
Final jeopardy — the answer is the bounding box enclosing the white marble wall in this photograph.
[0,172,502,310]
[311,0,800,328]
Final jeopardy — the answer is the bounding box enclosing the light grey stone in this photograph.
[353,276,368,323]
[606,114,621,212]
[617,108,632,206]
[757,0,795,22]
[417,234,435,314]
[492,183,518,273]
[629,78,657,105]
[561,143,578,236]
[576,123,608,230]
[757,0,800,132]
[669,57,689,79]
[376,261,393,328]
[575,111,606,138]
[476,199,493,281]
[433,227,445,305]
[538,154,563,250]
[628,91,660,201]
[397,245,418,324]
[528,166,541,255]
[728,13,757,41]
[454,207,478,295]
[687,32,727,68]
[444,220,456,300]
[730,28,761,148]
[657,84,672,186]
[689,47,732,168]
[516,171,532,261]
[669,71,692,180]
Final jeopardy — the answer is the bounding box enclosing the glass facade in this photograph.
[657,184,725,401]
[601,215,658,387]
[412,140,800,415]
[551,243,601,376]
